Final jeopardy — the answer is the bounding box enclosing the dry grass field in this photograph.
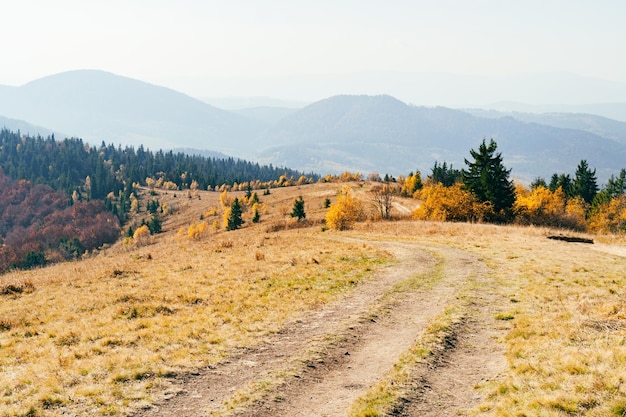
[1,181,625,416]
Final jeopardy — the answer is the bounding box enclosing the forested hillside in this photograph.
[0,128,312,272]
[0,171,119,272]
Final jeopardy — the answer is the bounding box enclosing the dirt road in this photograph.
[132,237,507,416]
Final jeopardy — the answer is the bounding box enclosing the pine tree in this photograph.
[462,138,516,219]
[573,160,598,204]
[549,173,574,198]
[252,206,260,223]
[226,197,244,231]
[430,161,462,186]
[290,196,306,221]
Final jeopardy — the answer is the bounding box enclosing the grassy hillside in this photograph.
[1,182,625,416]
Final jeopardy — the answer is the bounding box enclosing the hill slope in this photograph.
[0,70,263,152]
[256,95,626,182]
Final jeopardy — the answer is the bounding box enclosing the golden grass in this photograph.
[1,182,625,416]
[466,230,626,417]
[0,184,389,416]
[346,220,626,416]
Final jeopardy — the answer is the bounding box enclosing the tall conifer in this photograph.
[462,138,516,219]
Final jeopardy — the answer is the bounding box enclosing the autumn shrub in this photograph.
[133,225,151,246]
[588,195,626,233]
[204,206,219,218]
[564,195,589,230]
[413,183,493,222]
[188,221,210,240]
[325,186,364,230]
[513,185,587,230]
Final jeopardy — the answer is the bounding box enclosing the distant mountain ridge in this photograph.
[256,95,626,183]
[0,70,262,152]
[1,70,626,184]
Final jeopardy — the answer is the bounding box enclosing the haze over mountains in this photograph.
[1,70,626,183]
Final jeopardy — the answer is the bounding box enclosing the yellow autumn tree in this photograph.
[222,206,232,229]
[163,181,178,190]
[219,190,233,208]
[401,171,423,197]
[145,177,156,191]
[325,186,364,230]
[413,183,493,222]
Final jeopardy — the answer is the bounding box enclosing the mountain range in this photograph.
[1,70,626,183]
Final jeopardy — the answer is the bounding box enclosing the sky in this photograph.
[2,0,626,102]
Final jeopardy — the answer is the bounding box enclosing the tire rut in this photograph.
[131,239,494,417]
[244,242,487,417]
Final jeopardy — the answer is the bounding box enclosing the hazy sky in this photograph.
[3,0,626,99]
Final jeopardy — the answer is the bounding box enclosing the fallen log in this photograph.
[547,235,594,244]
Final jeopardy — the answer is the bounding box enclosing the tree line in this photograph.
[401,139,625,233]
[0,129,314,201]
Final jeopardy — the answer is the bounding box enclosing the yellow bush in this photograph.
[188,222,209,240]
[413,183,492,222]
[325,186,364,230]
[565,196,589,230]
[133,225,151,246]
[589,195,626,233]
[513,185,587,230]
[401,171,422,197]
[204,206,219,218]
[514,185,565,223]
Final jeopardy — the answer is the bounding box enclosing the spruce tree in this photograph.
[462,138,516,218]
[252,207,260,223]
[226,197,244,231]
[290,196,306,221]
[573,160,598,204]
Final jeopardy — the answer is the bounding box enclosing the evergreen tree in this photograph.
[290,196,306,221]
[147,215,162,234]
[549,173,574,197]
[573,160,599,204]
[605,169,626,198]
[530,177,547,190]
[462,138,516,218]
[252,206,260,223]
[226,198,244,231]
[430,161,462,186]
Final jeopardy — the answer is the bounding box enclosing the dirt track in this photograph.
[132,237,507,416]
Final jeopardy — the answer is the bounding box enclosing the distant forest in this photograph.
[0,129,312,199]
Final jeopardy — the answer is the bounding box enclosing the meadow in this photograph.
[1,181,625,416]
